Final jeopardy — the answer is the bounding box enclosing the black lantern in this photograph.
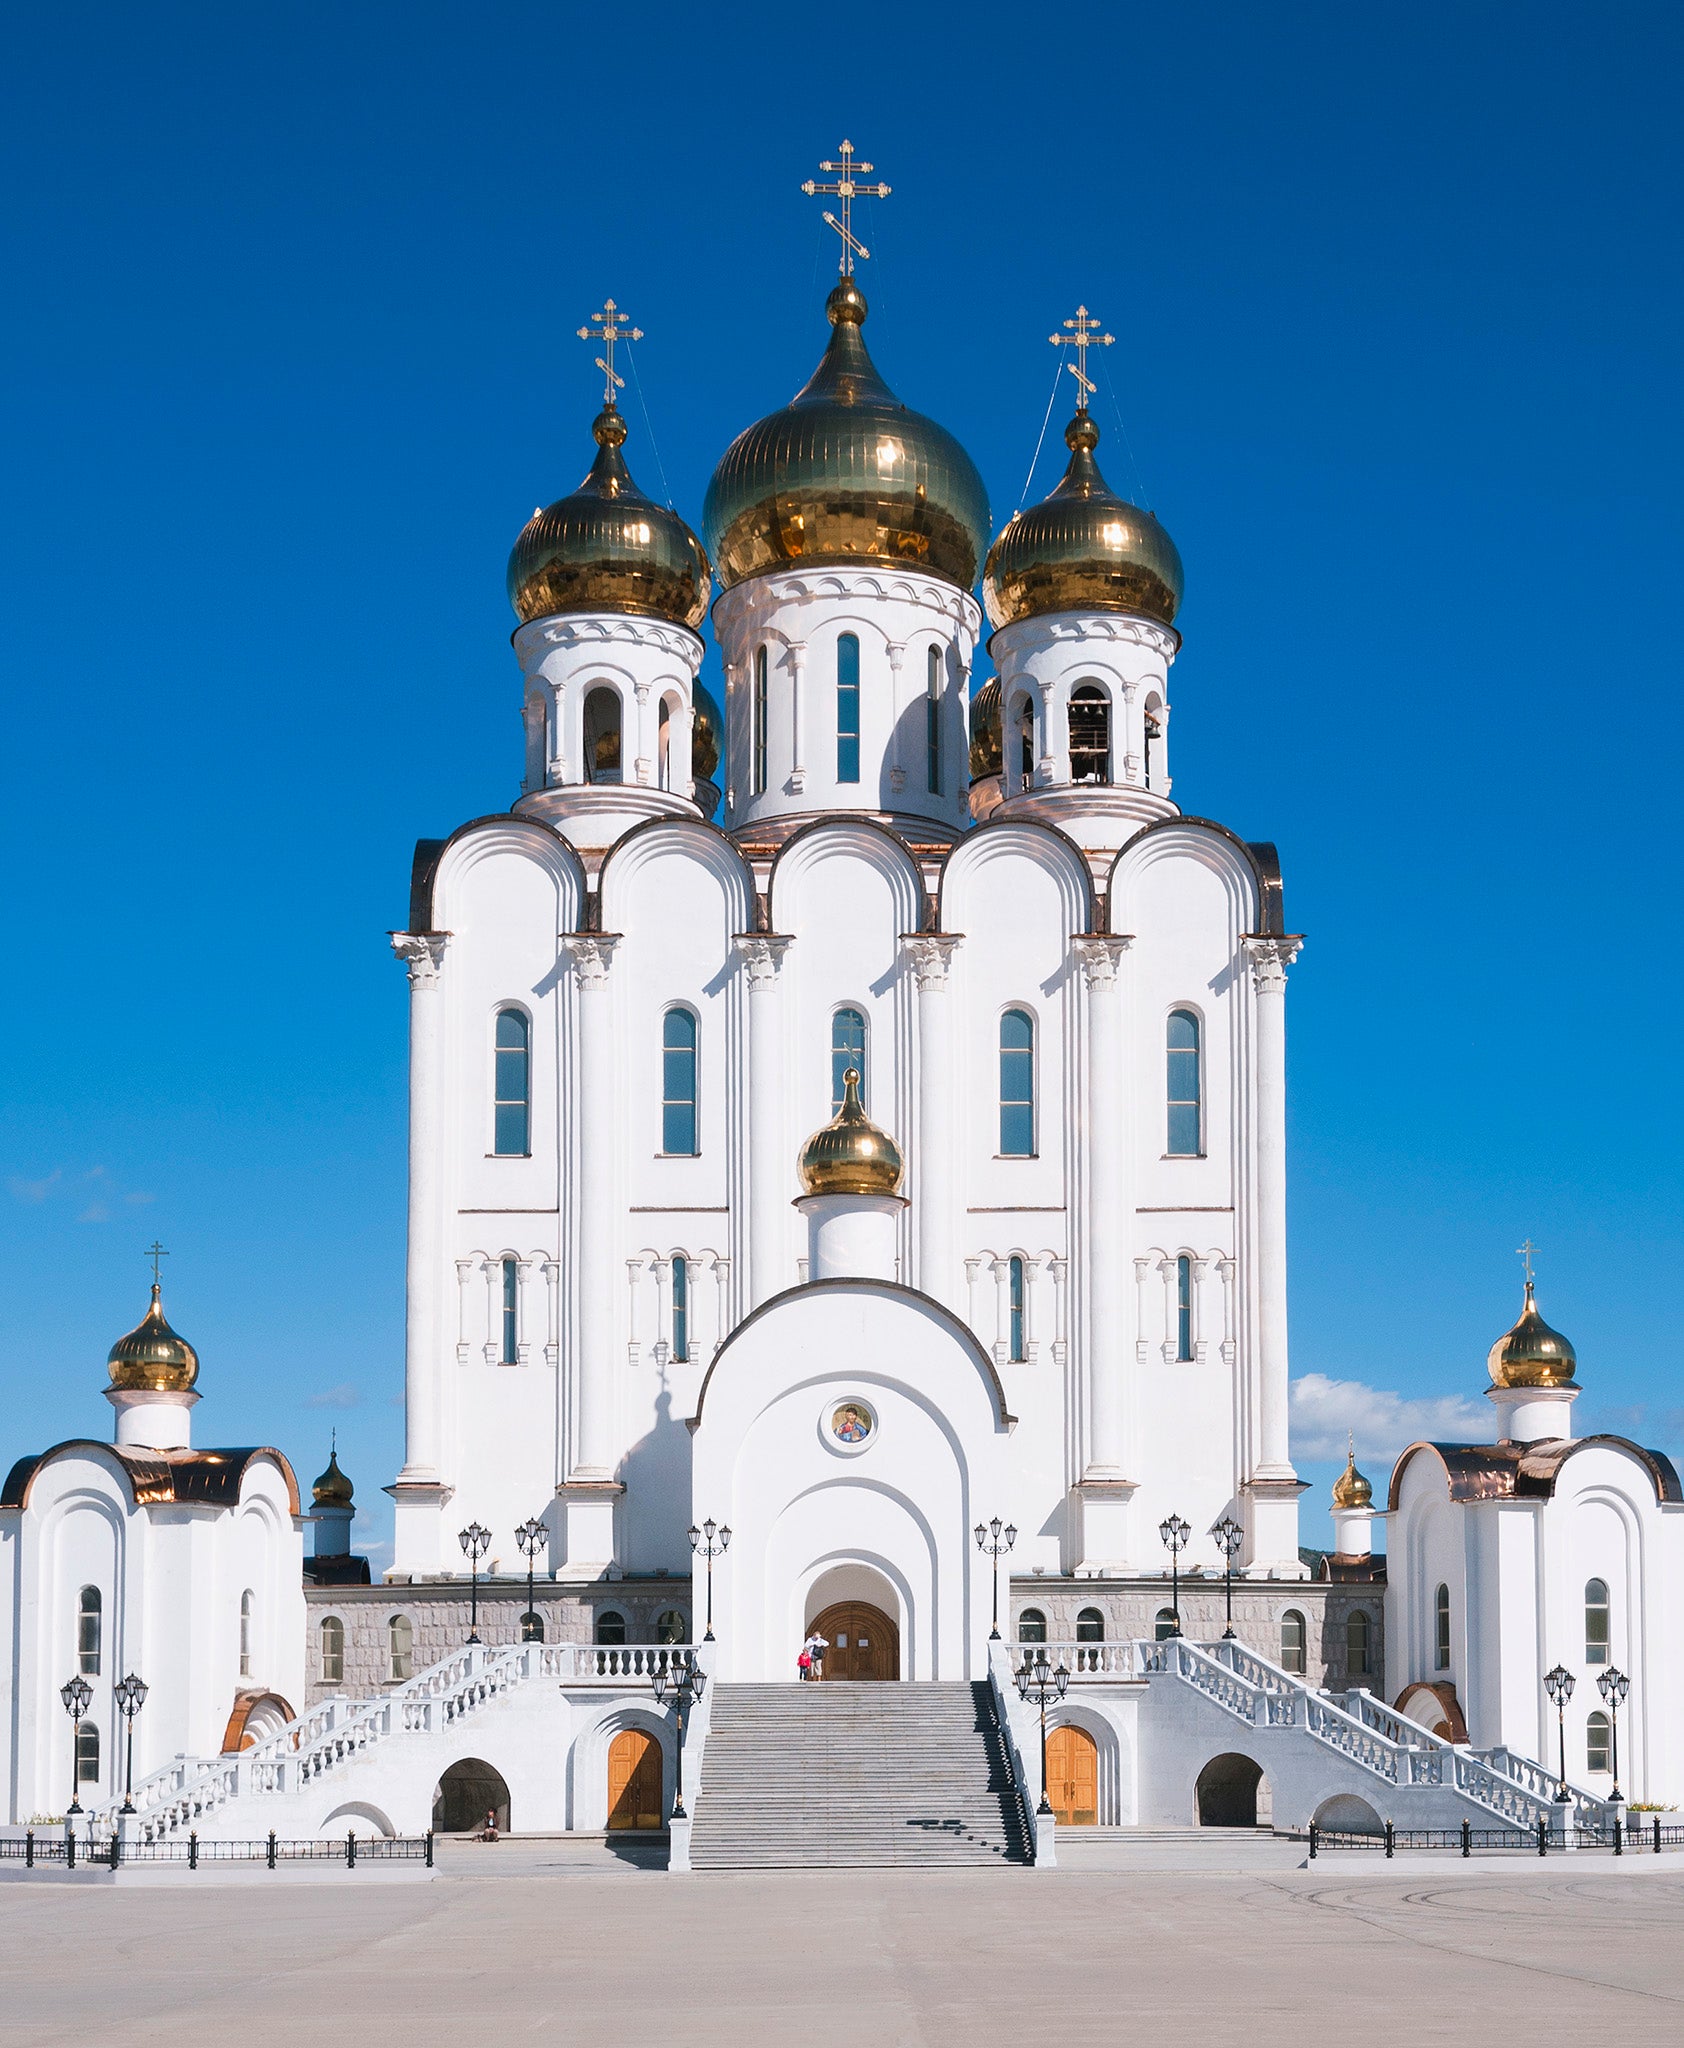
[113,1672,149,1813]
[1543,1663,1575,1803]
[515,1517,549,1643]
[1213,1515,1245,1641]
[973,1517,1017,1641]
[59,1675,93,1816]
[1597,1666,1631,1803]
[688,1519,731,1642]
[651,1659,707,1822]
[1158,1513,1192,1637]
[1014,1649,1070,1819]
[458,1522,492,1643]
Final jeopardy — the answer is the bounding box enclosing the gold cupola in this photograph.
[507,404,710,631]
[107,1284,199,1393]
[1331,1442,1373,1509]
[798,1068,904,1197]
[703,278,991,593]
[312,1444,354,1509]
[983,413,1183,632]
[1487,1279,1578,1389]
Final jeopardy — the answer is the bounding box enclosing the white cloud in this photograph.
[1291,1371,1489,1465]
[306,1382,361,1411]
[8,1171,61,1204]
[78,1203,111,1223]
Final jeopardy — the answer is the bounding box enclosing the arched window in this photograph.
[1076,1607,1105,1643]
[1175,1254,1194,1362]
[76,1721,100,1786]
[831,1006,866,1114]
[671,1255,689,1364]
[388,1614,413,1683]
[926,644,942,794]
[1154,1608,1179,1641]
[1585,1578,1610,1664]
[1281,1609,1307,1676]
[1434,1584,1451,1670]
[1167,1010,1202,1156]
[836,633,860,783]
[521,1609,545,1643]
[753,645,768,795]
[1008,1256,1026,1362]
[661,1009,698,1156]
[1346,1609,1371,1678]
[500,1257,519,1365]
[1017,1608,1047,1645]
[239,1589,254,1678]
[656,1609,689,1644]
[1144,703,1162,789]
[319,1615,345,1685]
[999,1009,1035,1157]
[1068,683,1111,783]
[77,1586,101,1677]
[1015,695,1035,790]
[1586,1710,1612,1774]
[594,1610,627,1646]
[583,685,621,784]
[493,1008,530,1156]
[657,696,673,791]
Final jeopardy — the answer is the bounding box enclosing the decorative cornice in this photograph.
[732,933,794,989]
[1073,933,1134,989]
[390,932,449,987]
[991,610,1180,662]
[900,932,963,990]
[514,612,704,671]
[562,933,621,989]
[1241,933,1303,995]
[714,567,983,639]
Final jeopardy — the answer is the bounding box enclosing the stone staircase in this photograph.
[688,1682,1033,1869]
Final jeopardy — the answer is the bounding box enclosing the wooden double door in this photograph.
[607,1727,663,1830]
[809,1601,900,1681]
[1046,1725,1099,1826]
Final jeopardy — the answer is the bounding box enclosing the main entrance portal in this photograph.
[811,1600,900,1680]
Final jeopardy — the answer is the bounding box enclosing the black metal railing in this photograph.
[0,1830,433,1870]
[1308,1816,1684,1858]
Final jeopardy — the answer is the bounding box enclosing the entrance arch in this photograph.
[1046,1725,1099,1825]
[433,1757,510,1833]
[810,1601,900,1681]
[1195,1752,1264,1827]
[607,1728,664,1830]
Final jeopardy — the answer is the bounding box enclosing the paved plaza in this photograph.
[0,1846,1679,2044]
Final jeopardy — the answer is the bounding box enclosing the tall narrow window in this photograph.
[658,697,672,791]
[76,1722,100,1785]
[1016,696,1035,789]
[999,1009,1035,1156]
[1008,1256,1026,1362]
[1068,684,1111,783]
[926,645,941,794]
[1166,1010,1202,1156]
[583,685,621,783]
[77,1586,101,1677]
[662,1009,698,1155]
[1144,707,1161,788]
[1434,1583,1451,1670]
[1175,1254,1194,1361]
[836,633,860,783]
[319,1614,345,1685]
[1586,1711,1612,1774]
[831,1007,866,1114]
[753,645,768,796]
[388,1614,413,1683]
[671,1255,689,1363]
[494,1008,530,1156]
[1346,1609,1372,1678]
[239,1589,254,1679]
[1281,1609,1307,1676]
[1585,1579,1610,1664]
[500,1256,519,1364]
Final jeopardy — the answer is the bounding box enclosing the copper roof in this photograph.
[1389,1435,1682,1513]
[1,1441,301,1516]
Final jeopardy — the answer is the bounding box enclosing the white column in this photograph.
[1244,936,1301,1480]
[515,1257,533,1365]
[1133,1256,1153,1363]
[1074,937,1131,1476]
[886,641,907,794]
[391,934,448,1479]
[625,1258,645,1366]
[1191,1255,1210,1365]
[1158,1255,1178,1366]
[483,1258,501,1366]
[1217,1254,1236,1365]
[633,679,653,787]
[652,1257,672,1367]
[454,1258,473,1365]
[788,643,806,791]
[542,1258,560,1368]
[734,935,793,1306]
[903,935,961,1309]
[1050,1256,1069,1369]
[990,1258,1010,1365]
[564,935,620,1476]
[964,1256,983,1337]
[710,1255,731,1360]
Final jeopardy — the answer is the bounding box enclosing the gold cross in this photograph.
[1049,304,1115,411]
[802,140,890,276]
[1516,1238,1539,1285]
[577,299,643,409]
[147,1240,168,1285]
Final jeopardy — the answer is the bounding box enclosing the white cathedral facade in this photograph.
[4,218,1681,1854]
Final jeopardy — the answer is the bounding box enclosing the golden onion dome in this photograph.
[1331,1442,1373,1510]
[508,405,710,631]
[691,678,723,783]
[312,1445,354,1509]
[969,678,1003,781]
[983,413,1183,632]
[107,1284,199,1393]
[798,1067,904,1198]
[703,278,990,594]
[1487,1279,1577,1389]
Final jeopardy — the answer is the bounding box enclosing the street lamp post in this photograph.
[515,1518,549,1643]
[113,1673,148,1814]
[1213,1515,1245,1641]
[651,1659,707,1822]
[1597,1666,1631,1803]
[688,1519,731,1642]
[1014,1650,1070,1818]
[973,1517,1017,1640]
[458,1522,492,1644]
[59,1676,92,1816]
[1543,1663,1576,1803]
[1158,1513,1192,1637]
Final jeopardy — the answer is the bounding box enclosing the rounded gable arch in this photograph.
[936,815,1095,934]
[597,815,757,933]
[420,814,586,936]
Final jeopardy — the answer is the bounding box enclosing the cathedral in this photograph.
[3,154,1679,1857]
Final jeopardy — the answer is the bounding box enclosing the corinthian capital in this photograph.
[1242,934,1303,995]
[1072,933,1133,990]
[732,933,794,990]
[900,932,962,990]
[563,933,621,989]
[391,932,449,987]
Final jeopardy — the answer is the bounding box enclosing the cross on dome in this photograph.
[147,1239,168,1285]
[1049,305,1115,412]
[576,299,643,410]
[1516,1237,1539,1285]
[801,140,890,276]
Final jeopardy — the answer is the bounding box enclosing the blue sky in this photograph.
[2,3,1679,1562]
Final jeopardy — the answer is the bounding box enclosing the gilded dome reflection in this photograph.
[1487,1279,1577,1389]
[798,1068,904,1197]
[107,1285,199,1393]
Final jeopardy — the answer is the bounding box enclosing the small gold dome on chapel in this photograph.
[1487,1278,1577,1389]
[312,1444,354,1509]
[1331,1442,1373,1510]
[107,1284,199,1393]
[798,1068,904,1198]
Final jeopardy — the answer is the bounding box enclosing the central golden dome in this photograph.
[1487,1279,1577,1389]
[107,1284,199,1393]
[798,1068,904,1197]
[703,279,990,593]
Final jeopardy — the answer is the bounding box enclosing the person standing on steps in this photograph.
[804,1629,829,1681]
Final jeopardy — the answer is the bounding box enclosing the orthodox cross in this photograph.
[1049,304,1115,411]
[577,300,642,409]
[1516,1238,1539,1285]
[147,1240,168,1286]
[802,140,890,275]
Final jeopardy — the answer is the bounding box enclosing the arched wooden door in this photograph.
[606,1727,664,1830]
[1046,1725,1098,1826]
[810,1601,900,1681]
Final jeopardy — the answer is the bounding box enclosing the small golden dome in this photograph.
[703,280,990,594]
[508,405,710,630]
[969,678,1003,781]
[107,1284,199,1393]
[1487,1279,1577,1389]
[798,1068,904,1197]
[1332,1442,1373,1510]
[983,413,1183,632]
[312,1445,354,1509]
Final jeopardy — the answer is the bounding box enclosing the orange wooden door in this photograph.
[810,1601,900,1681]
[1046,1724,1098,1825]
[606,1727,663,1830]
